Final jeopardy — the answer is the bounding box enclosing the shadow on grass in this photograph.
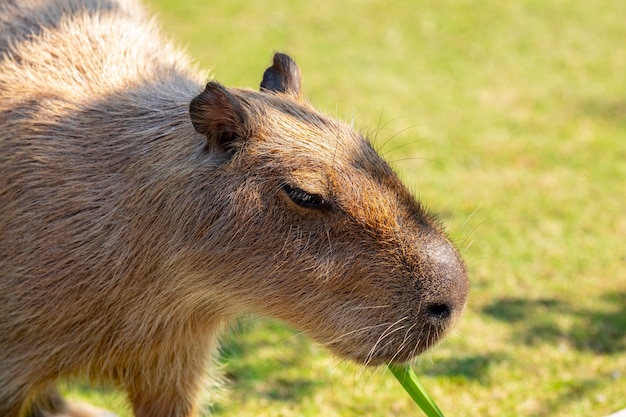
[212,319,321,413]
[527,372,621,417]
[424,353,508,384]
[580,99,626,126]
[482,291,626,354]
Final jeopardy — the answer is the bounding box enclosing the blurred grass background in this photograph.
[65,0,626,416]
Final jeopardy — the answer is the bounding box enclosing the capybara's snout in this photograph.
[352,232,469,366]
[419,235,470,328]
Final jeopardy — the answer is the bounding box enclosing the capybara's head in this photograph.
[188,53,469,365]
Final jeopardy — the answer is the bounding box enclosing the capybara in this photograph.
[0,0,470,416]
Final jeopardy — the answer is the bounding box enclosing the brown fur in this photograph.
[0,1,469,416]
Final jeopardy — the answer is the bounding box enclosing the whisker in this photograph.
[349,305,391,311]
[281,328,307,343]
[387,321,419,364]
[377,122,431,153]
[380,136,428,158]
[369,116,405,151]
[363,316,408,367]
[458,216,490,253]
[457,203,482,237]
[387,156,441,166]
[319,321,395,347]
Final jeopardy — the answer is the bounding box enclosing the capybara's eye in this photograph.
[282,184,330,209]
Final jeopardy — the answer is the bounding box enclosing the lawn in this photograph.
[65,0,626,416]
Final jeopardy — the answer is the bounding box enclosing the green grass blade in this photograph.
[387,364,445,417]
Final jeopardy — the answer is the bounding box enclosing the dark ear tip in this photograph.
[198,81,228,99]
[189,80,248,137]
[272,52,296,68]
[191,81,239,112]
[260,52,302,97]
[191,81,221,107]
[189,82,221,133]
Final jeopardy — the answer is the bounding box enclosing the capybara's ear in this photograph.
[189,81,250,156]
[260,52,302,99]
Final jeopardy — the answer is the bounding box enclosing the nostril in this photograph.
[426,303,451,320]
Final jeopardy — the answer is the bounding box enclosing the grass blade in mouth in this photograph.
[387,363,445,417]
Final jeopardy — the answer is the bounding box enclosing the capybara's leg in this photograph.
[130,390,199,417]
[128,365,207,417]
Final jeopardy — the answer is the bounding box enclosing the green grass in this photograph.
[64,0,626,415]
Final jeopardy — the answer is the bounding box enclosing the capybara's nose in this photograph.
[420,235,469,325]
[425,302,452,320]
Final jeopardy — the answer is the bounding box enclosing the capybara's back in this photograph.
[0,1,469,416]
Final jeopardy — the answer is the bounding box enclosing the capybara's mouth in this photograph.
[324,314,458,367]
[347,339,437,367]
[378,335,446,365]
